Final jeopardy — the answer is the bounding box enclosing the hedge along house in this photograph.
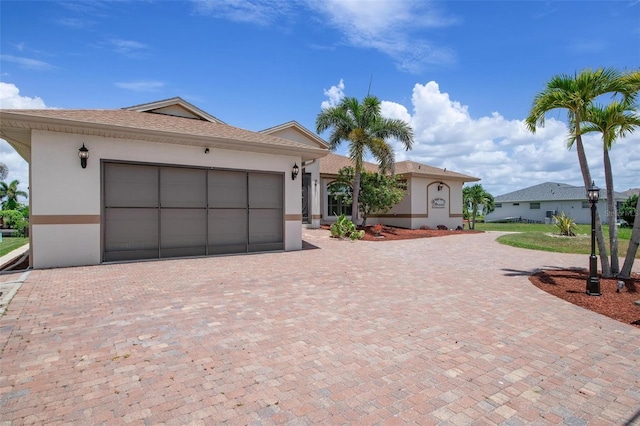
[0,98,328,268]
[484,182,627,224]
[320,153,480,229]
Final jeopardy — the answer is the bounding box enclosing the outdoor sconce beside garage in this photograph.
[292,163,299,180]
[78,144,89,168]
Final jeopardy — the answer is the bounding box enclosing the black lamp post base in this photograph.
[586,277,601,296]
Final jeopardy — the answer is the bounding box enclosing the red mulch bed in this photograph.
[529,269,640,328]
[320,224,482,241]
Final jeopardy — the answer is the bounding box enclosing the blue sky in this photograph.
[1,0,639,197]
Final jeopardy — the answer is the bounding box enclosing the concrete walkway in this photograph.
[1,230,639,425]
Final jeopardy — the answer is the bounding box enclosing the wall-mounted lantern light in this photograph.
[292,163,299,180]
[204,148,210,154]
[78,144,89,169]
[437,182,444,191]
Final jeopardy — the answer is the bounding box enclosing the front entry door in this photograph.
[302,172,311,224]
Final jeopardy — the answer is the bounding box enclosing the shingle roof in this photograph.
[0,108,329,161]
[395,160,479,181]
[319,153,479,182]
[495,182,625,202]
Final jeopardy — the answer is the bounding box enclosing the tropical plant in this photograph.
[552,211,577,236]
[0,210,29,237]
[525,67,638,277]
[330,214,364,240]
[619,194,638,226]
[328,167,406,227]
[463,184,495,230]
[0,180,28,211]
[572,100,640,274]
[316,95,414,225]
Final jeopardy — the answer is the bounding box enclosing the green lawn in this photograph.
[0,237,29,258]
[474,222,639,258]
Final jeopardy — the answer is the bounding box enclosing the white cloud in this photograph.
[381,81,640,196]
[322,79,639,196]
[0,54,53,71]
[307,0,457,72]
[114,80,165,92]
[110,39,149,57]
[192,0,294,26]
[320,79,345,109]
[0,82,46,194]
[0,82,46,109]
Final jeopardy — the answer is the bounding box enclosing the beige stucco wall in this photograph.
[320,174,465,229]
[30,130,303,268]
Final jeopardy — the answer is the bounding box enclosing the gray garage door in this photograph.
[103,163,284,262]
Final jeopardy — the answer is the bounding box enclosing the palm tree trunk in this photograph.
[574,133,612,277]
[603,149,619,274]
[352,170,361,226]
[619,195,640,278]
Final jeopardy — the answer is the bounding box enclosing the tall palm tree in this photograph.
[574,100,640,275]
[463,184,495,229]
[525,67,633,277]
[620,194,640,279]
[0,180,28,210]
[316,95,414,224]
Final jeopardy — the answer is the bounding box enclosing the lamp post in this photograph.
[586,181,601,296]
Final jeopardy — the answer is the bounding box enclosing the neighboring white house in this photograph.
[484,182,627,224]
[0,98,329,268]
[320,153,480,229]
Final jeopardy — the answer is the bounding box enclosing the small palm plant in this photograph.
[553,211,577,236]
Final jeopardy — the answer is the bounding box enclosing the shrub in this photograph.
[553,211,576,236]
[330,214,365,240]
[619,194,637,226]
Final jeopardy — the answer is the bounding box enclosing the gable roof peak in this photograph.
[123,97,225,124]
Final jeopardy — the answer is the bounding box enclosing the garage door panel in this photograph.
[208,209,247,253]
[209,170,247,208]
[160,168,207,208]
[105,164,158,207]
[104,208,159,259]
[249,173,283,208]
[104,164,284,261]
[249,208,283,249]
[160,209,207,257]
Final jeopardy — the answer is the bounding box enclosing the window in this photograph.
[327,192,352,216]
[530,202,540,209]
[582,201,590,208]
[495,203,502,208]
[513,203,519,206]
[397,179,408,191]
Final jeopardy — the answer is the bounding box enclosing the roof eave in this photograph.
[1,112,329,162]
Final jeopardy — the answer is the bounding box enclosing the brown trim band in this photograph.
[312,214,322,220]
[31,215,101,225]
[375,213,429,219]
[449,213,463,218]
[285,214,303,221]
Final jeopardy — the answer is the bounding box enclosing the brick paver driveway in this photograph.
[1,230,639,425]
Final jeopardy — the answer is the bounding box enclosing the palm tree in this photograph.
[574,100,640,275]
[0,180,28,210]
[525,67,634,277]
[463,184,495,230]
[316,95,414,224]
[620,194,640,279]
